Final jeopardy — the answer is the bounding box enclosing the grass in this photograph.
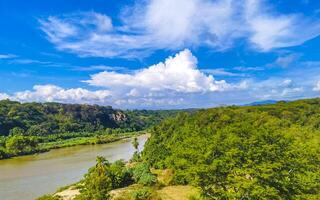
[111,169,201,200]
[151,168,174,186]
[157,185,201,200]
[38,132,141,151]
[111,184,201,200]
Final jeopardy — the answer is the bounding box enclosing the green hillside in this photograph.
[143,98,320,199]
[0,100,180,159]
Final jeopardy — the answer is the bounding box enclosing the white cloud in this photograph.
[0,93,9,100]
[73,65,127,72]
[1,49,319,108]
[0,49,248,108]
[0,54,16,59]
[233,66,264,72]
[274,54,299,68]
[202,68,243,77]
[39,0,320,58]
[84,49,236,93]
[313,81,320,91]
[9,59,52,65]
[13,85,111,104]
[244,0,320,51]
[250,78,304,100]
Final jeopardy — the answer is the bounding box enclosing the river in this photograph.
[0,135,148,200]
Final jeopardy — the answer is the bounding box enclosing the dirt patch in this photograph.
[55,187,80,200]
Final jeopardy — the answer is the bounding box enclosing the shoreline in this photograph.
[0,132,147,160]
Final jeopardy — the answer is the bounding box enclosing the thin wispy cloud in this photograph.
[269,54,300,68]
[233,66,265,72]
[73,65,128,72]
[9,59,51,65]
[0,54,17,59]
[202,68,245,77]
[38,0,320,58]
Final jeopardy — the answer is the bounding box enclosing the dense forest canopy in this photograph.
[143,98,320,199]
[0,100,181,159]
[0,100,179,136]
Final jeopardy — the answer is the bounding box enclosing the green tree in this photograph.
[9,127,25,136]
[132,162,157,186]
[5,135,38,155]
[132,137,139,151]
[77,156,112,200]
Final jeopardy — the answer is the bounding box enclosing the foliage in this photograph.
[143,98,320,199]
[0,100,180,137]
[131,188,152,200]
[108,160,133,189]
[77,157,134,199]
[5,135,38,156]
[0,100,180,159]
[132,162,157,186]
[132,137,139,150]
[77,157,113,200]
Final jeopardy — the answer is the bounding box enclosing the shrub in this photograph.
[132,163,157,186]
[131,188,152,200]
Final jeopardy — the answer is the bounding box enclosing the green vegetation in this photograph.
[0,100,179,159]
[73,157,157,199]
[0,100,179,136]
[143,98,320,199]
[37,98,320,199]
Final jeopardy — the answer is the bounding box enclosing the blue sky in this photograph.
[0,0,320,109]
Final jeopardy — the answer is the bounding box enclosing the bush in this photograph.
[131,188,152,200]
[131,151,141,162]
[0,147,8,159]
[108,160,133,189]
[132,163,157,186]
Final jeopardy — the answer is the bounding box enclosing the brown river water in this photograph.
[0,135,148,200]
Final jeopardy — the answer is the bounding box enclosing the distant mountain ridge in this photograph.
[245,100,278,106]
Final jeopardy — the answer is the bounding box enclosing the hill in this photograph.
[244,99,278,106]
[143,98,320,199]
[0,100,180,159]
[0,100,179,136]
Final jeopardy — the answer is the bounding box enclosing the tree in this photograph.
[9,127,25,136]
[77,157,112,200]
[132,137,139,151]
[5,135,38,155]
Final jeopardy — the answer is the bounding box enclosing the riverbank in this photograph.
[0,135,149,200]
[0,131,145,160]
[40,168,200,200]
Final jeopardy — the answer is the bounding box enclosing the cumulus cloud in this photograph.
[84,49,240,93]
[13,85,111,104]
[0,49,249,108]
[1,49,317,108]
[39,0,320,58]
